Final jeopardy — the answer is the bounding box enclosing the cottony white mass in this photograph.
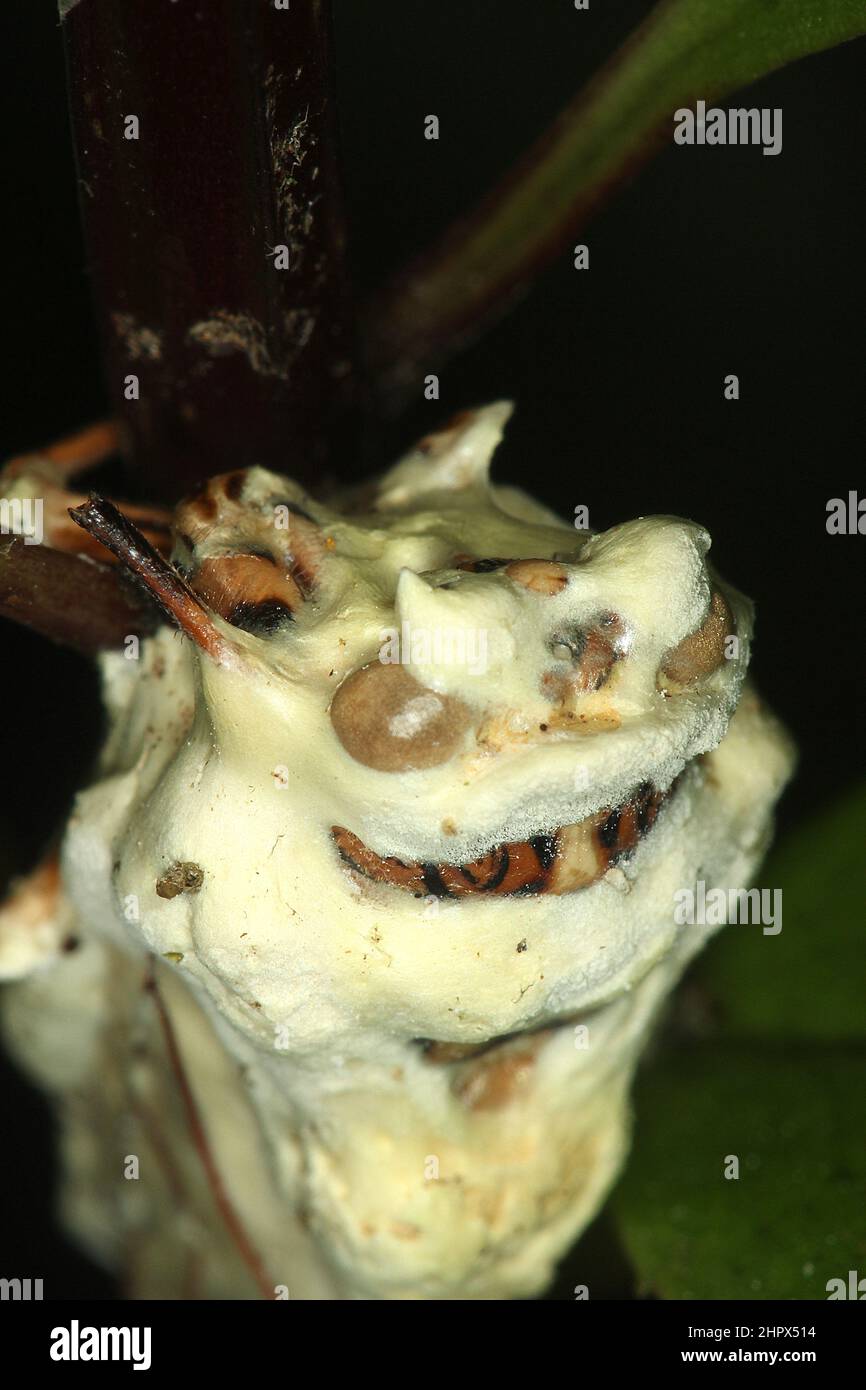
[0,404,794,1299]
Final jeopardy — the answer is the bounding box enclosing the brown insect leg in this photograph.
[3,421,173,559]
[69,496,235,663]
[3,420,120,483]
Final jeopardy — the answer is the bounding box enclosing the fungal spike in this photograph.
[393,565,437,619]
[374,401,513,508]
[68,496,236,663]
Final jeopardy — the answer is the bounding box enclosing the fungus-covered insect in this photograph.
[0,403,794,1300]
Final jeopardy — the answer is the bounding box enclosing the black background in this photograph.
[1,0,864,1299]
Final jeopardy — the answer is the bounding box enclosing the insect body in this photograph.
[0,404,794,1299]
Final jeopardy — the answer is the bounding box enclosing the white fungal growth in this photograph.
[0,403,795,1300]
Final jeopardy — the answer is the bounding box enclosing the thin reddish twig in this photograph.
[146,969,274,1300]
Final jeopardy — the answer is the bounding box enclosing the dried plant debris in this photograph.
[155,863,205,900]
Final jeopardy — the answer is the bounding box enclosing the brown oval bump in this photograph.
[190,554,303,630]
[659,589,734,691]
[330,663,471,772]
[505,558,568,595]
[156,862,204,900]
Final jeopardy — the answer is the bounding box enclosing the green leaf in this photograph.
[615,1042,866,1299]
[613,786,866,1297]
[696,783,866,1041]
[368,0,866,396]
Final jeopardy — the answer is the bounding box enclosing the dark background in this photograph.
[1,0,863,1299]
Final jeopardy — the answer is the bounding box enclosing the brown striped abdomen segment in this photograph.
[190,554,303,633]
[331,779,674,900]
[331,827,559,898]
[174,469,325,633]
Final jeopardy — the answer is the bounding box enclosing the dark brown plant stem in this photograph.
[61,0,356,503]
[0,537,158,654]
[68,497,232,662]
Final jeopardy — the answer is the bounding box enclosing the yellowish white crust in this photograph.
[0,404,794,1299]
